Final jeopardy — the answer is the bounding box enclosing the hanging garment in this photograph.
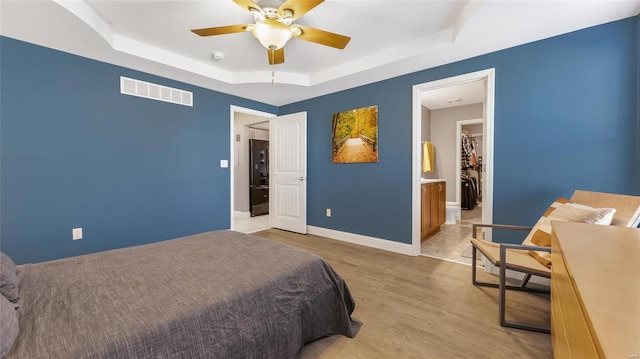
[461,175,478,210]
[470,137,477,166]
[461,135,473,168]
[461,134,479,169]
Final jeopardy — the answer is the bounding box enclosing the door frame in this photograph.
[229,105,276,231]
[411,68,495,256]
[456,118,483,204]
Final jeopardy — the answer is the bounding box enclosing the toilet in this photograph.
[445,202,461,224]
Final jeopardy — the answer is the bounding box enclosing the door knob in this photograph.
[298,177,305,181]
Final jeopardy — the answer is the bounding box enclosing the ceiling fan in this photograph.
[191,0,351,65]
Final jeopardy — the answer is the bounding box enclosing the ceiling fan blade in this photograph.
[232,0,262,13]
[268,48,285,65]
[191,24,251,36]
[278,0,323,20]
[294,25,350,49]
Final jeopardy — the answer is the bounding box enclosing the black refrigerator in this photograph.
[249,139,269,216]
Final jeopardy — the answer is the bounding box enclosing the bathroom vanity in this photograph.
[421,179,446,241]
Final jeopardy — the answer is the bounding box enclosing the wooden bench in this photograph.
[469,189,640,332]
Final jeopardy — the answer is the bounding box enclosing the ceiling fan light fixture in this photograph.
[251,19,292,50]
[191,0,350,65]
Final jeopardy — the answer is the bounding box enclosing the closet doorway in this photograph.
[457,119,483,216]
[411,69,495,267]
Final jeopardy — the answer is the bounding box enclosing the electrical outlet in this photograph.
[326,209,331,217]
[72,227,83,240]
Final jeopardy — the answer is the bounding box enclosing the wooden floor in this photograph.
[253,229,552,359]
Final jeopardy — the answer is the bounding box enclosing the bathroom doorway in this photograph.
[420,104,484,265]
[411,69,495,266]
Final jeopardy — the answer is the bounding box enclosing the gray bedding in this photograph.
[8,230,357,358]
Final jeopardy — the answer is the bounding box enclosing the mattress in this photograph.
[8,230,358,358]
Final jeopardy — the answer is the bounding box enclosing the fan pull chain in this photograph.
[268,49,275,84]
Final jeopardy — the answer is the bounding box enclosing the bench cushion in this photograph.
[522,198,616,267]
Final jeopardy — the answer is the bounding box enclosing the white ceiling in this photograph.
[421,80,485,110]
[1,0,638,106]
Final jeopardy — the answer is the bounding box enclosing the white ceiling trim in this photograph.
[51,0,480,88]
[53,0,255,85]
[51,0,112,42]
[311,28,455,86]
[453,0,485,40]
[5,1,634,106]
[115,35,235,82]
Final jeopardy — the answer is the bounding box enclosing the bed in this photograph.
[0,230,358,358]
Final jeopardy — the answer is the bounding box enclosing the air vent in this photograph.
[120,76,193,107]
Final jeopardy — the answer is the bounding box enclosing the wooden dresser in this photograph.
[550,221,640,359]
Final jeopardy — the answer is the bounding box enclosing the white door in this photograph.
[270,112,307,234]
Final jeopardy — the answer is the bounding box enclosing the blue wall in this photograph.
[281,16,639,244]
[1,16,638,264]
[0,37,277,264]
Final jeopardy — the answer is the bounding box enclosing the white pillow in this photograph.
[550,202,616,226]
[522,199,617,267]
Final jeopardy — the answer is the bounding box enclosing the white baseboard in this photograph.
[305,226,549,286]
[307,226,415,256]
[234,211,251,219]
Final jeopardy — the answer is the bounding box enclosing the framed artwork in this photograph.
[331,105,378,163]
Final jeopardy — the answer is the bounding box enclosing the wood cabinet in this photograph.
[550,222,640,359]
[421,181,446,241]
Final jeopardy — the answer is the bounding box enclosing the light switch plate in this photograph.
[220,160,229,168]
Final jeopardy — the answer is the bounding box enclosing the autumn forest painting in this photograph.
[331,105,379,163]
